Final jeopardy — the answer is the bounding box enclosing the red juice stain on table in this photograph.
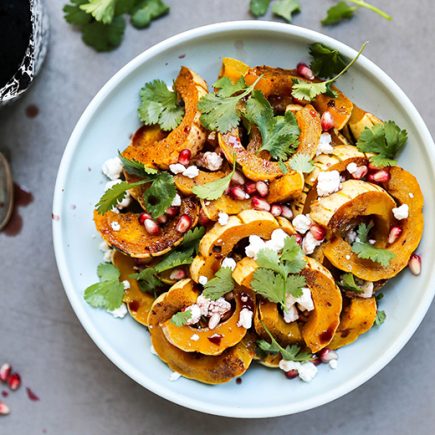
[25,104,39,118]
[2,183,33,236]
[26,387,39,401]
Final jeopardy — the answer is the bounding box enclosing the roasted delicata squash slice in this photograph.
[329,297,377,349]
[200,195,252,221]
[190,210,280,281]
[94,197,199,258]
[147,279,255,384]
[324,167,424,281]
[348,104,382,140]
[162,285,253,356]
[267,172,306,204]
[112,251,154,326]
[122,67,208,169]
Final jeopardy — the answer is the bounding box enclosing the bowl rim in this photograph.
[52,20,435,418]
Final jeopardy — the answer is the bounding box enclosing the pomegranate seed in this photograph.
[138,212,152,225]
[178,149,191,166]
[311,356,322,366]
[351,165,368,180]
[321,111,334,131]
[208,313,221,330]
[408,254,421,276]
[7,373,21,391]
[293,234,303,245]
[369,170,390,183]
[165,206,179,217]
[318,348,338,363]
[284,369,299,379]
[245,181,257,195]
[169,269,186,280]
[281,205,293,219]
[0,364,11,383]
[144,219,160,235]
[156,214,168,224]
[309,224,326,241]
[296,62,315,80]
[229,186,248,201]
[198,209,210,226]
[231,171,245,185]
[251,196,271,212]
[176,214,192,233]
[26,387,39,401]
[388,226,402,244]
[0,401,10,415]
[255,181,269,197]
[270,204,282,217]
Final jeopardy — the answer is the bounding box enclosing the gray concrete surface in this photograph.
[0,0,434,433]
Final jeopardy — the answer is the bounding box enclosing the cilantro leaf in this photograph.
[214,77,247,98]
[154,248,195,273]
[96,179,149,214]
[375,309,386,326]
[280,237,306,273]
[202,267,235,301]
[289,153,315,173]
[250,0,271,17]
[293,42,367,101]
[171,309,192,326]
[81,15,126,52]
[272,0,301,23]
[143,172,176,218]
[256,249,284,275]
[356,121,407,167]
[357,222,372,243]
[130,0,169,29]
[64,0,92,25]
[245,90,300,161]
[80,0,116,24]
[258,322,312,362]
[252,268,286,305]
[198,77,260,133]
[115,0,136,15]
[129,267,163,293]
[192,160,236,200]
[340,273,363,293]
[322,1,356,25]
[84,263,124,310]
[118,152,158,177]
[309,43,348,79]
[180,226,206,252]
[285,275,306,299]
[138,79,184,131]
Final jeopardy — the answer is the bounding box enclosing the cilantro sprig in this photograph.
[375,310,386,326]
[322,1,392,26]
[138,80,184,131]
[257,322,312,362]
[309,43,348,79]
[249,0,271,17]
[351,223,395,267]
[171,309,192,326]
[356,121,407,167]
[292,41,367,101]
[84,263,125,311]
[250,0,301,22]
[289,154,315,173]
[202,267,235,301]
[251,237,307,309]
[118,153,158,177]
[340,273,363,293]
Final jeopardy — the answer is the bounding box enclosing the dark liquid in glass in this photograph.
[0,1,32,88]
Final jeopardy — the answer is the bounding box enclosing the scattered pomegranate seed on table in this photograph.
[0,401,10,415]
[7,373,21,391]
[26,387,40,402]
[0,364,11,383]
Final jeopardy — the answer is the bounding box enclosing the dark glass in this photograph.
[0,1,32,88]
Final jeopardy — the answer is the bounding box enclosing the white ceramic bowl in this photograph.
[52,21,435,418]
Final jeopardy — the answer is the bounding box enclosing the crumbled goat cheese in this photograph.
[109,303,128,319]
[111,221,121,231]
[369,239,376,245]
[285,287,315,319]
[317,170,341,197]
[169,163,186,174]
[203,152,223,171]
[102,157,123,180]
[122,280,131,290]
[198,275,208,285]
[360,281,374,298]
[316,133,333,155]
[196,295,231,317]
[169,371,181,381]
[150,344,158,355]
[99,241,110,252]
[329,359,338,369]
[237,308,253,329]
[392,204,409,220]
[302,232,322,255]
[265,229,289,253]
[283,304,299,323]
[171,193,182,207]
[185,304,202,325]
[105,179,122,191]
[218,212,229,225]
[409,192,414,198]
[190,334,200,341]
[345,255,351,260]
[292,214,312,235]
[346,230,357,244]
[245,235,266,259]
[221,257,237,271]
[117,191,131,210]
[183,165,200,178]
[346,162,358,174]
[278,360,318,383]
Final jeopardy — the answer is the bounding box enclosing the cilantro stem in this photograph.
[349,0,392,21]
